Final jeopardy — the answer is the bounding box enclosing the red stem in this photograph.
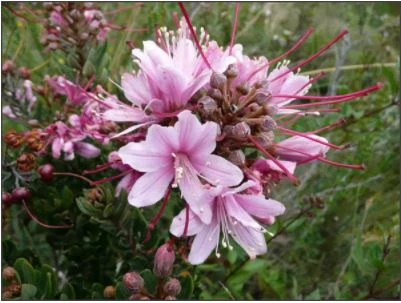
[53,172,94,185]
[83,161,120,175]
[183,204,190,237]
[178,2,213,70]
[22,200,73,229]
[229,3,241,55]
[91,170,133,186]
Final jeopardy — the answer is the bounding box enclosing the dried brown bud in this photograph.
[163,278,181,297]
[2,291,13,300]
[210,72,227,90]
[123,272,144,293]
[103,285,116,299]
[4,131,24,149]
[17,153,37,172]
[2,267,17,281]
[224,64,238,78]
[228,150,246,166]
[153,243,175,278]
[198,96,217,113]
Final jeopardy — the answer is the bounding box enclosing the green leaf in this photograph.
[61,282,76,300]
[61,186,74,209]
[103,204,114,218]
[21,283,38,300]
[13,258,36,284]
[178,273,194,299]
[90,283,104,300]
[115,281,130,300]
[76,197,103,218]
[140,269,157,294]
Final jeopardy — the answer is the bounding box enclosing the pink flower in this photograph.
[118,110,243,222]
[170,181,285,264]
[275,135,330,163]
[50,11,68,28]
[47,76,89,105]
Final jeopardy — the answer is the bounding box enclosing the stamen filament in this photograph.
[90,170,133,186]
[229,3,241,55]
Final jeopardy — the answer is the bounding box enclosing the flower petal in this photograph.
[146,124,179,154]
[170,208,204,237]
[127,167,173,207]
[74,142,101,159]
[224,196,262,230]
[235,194,286,219]
[230,221,267,259]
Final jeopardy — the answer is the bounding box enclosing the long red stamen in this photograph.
[83,161,120,175]
[183,204,190,237]
[178,2,213,70]
[83,75,96,91]
[317,157,365,170]
[53,172,94,185]
[152,105,199,119]
[283,83,383,109]
[229,3,241,55]
[144,186,173,243]
[22,200,73,229]
[277,126,347,150]
[248,135,298,184]
[172,11,180,29]
[247,27,314,82]
[310,119,346,134]
[91,170,133,186]
[269,29,349,83]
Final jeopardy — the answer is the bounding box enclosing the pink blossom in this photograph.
[47,76,89,105]
[118,110,243,223]
[50,11,68,28]
[170,181,285,264]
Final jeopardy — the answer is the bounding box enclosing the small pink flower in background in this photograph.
[118,110,243,223]
[2,80,37,120]
[47,76,90,105]
[50,11,67,28]
[170,181,285,264]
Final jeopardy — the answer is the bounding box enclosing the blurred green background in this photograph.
[2,2,400,300]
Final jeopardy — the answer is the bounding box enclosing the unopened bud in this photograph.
[8,282,21,295]
[236,84,250,95]
[123,272,144,293]
[223,125,234,137]
[208,88,224,102]
[253,91,272,105]
[224,64,238,78]
[198,96,217,113]
[266,105,278,116]
[4,131,24,149]
[2,60,15,74]
[210,72,227,90]
[2,192,15,206]
[255,131,274,148]
[153,243,175,278]
[11,187,32,202]
[190,88,207,102]
[228,150,246,166]
[2,266,17,281]
[261,116,277,131]
[17,153,36,172]
[38,164,55,182]
[233,122,251,139]
[103,285,116,299]
[163,278,181,297]
[18,67,31,79]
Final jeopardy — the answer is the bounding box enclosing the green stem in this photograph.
[301,62,397,76]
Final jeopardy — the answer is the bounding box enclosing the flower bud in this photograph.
[2,291,13,300]
[224,64,238,78]
[38,164,55,182]
[208,88,224,103]
[210,72,227,90]
[123,272,144,293]
[198,96,217,113]
[11,187,32,202]
[103,285,116,299]
[233,122,251,139]
[80,32,89,40]
[8,282,21,295]
[163,278,181,297]
[2,192,14,206]
[253,91,272,105]
[266,105,278,116]
[255,131,274,148]
[153,243,175,278]
[17,153,36,172]
[2,60,15,74]
[2,266,17,281]
[261,116,277,132]
[228,150,246,166]
[18,67,31,79]
[4,131,24,149]
[236,84,250,95]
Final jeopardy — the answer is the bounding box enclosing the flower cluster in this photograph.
[89,9,381,265]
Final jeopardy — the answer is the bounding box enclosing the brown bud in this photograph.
[18,67,31,79]
[4,131,24,149]
[208,88,224,103]
[233,122,251,139]
[198,96,217,113]
[2,291,13,300]
[2,267,17,281]
[17,153,37,172]
[103,285,116,299]
[153,243,175,278]
[228,150,246,166]
[123,272,144,293]
[224,64,238,78]
[236,84,250,95]
[210,72,227,90]
[163,278,181,297]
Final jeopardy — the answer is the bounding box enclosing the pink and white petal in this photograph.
[230,222,267,259]
[51,138,62,159]
[194,154,243,187]
[235,194,285,219]
[224,196,262,230]
[156,65,187,104]
[121,72,151,106]
[127,167,174,207]
[115,173,139,197]
[102,108,149,123]
[111,121,154,139]
[118,142,171,172]
[74,142,101,159]
[223,180,257,196]
[276,135,330,162]
[179,72,211,106]
[188,219,220,265]
[170,207,204,237]
[175,111,219,156]
[271,74,310,106]
[146,124,179,154]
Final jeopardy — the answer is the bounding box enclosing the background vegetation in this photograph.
[2,2,400,300]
